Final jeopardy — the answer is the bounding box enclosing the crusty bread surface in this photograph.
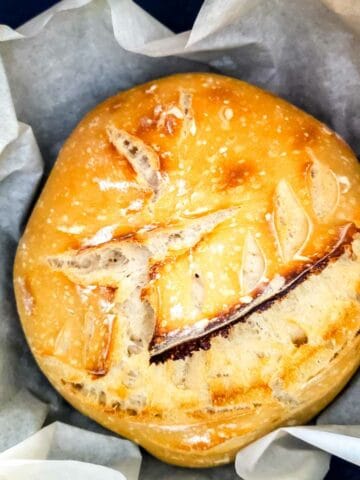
[14,73,360,467]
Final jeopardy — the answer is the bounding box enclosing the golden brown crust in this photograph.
[13,73,360,467]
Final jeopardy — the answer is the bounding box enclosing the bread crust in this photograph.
[41,332,360,467]
[13,73,360,467]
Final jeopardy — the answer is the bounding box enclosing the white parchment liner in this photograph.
[0,1,360,478]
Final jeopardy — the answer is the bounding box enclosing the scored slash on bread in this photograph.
[48,241,149,301]
[140,208,237,261]
[306,147,340,220]
[106,125,164,197]
[273,180,312,262]
[47,209,237,287]
[240,232,267,294]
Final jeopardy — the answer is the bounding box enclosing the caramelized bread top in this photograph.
[13,74,360,464]
[15,73,360,364]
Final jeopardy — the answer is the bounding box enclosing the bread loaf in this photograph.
[14,73,360,467]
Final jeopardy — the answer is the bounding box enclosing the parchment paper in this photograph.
[0,0,360,478]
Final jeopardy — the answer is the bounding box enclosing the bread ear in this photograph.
[240,232,266,294]
[47,241,149,302]
[306,147,340,220]
[141,208,236,261]
[106,125,163,195]
[273,180,312,262]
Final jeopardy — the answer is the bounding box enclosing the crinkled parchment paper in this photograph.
[0,0,360,478]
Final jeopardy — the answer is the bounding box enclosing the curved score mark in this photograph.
[273,180,312,262]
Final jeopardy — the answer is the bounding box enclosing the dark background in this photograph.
[0,1,359,479]
[0,0,204,33]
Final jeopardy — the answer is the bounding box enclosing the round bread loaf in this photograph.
[14,73,360,467]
